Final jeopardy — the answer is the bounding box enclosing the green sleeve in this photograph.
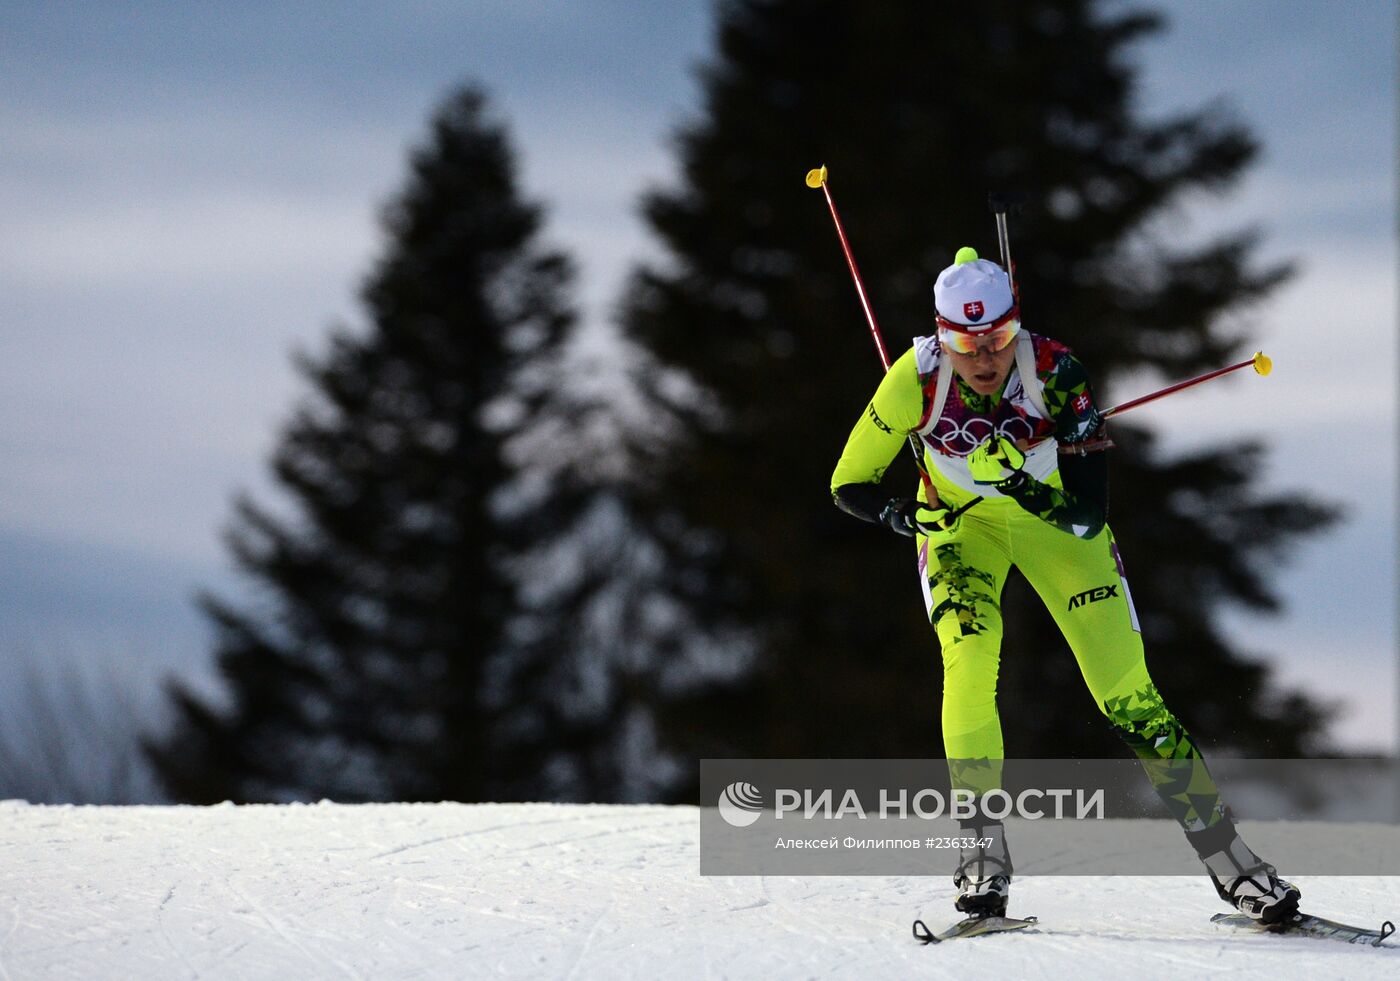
[1041,350,1105,446]
[830,345,925,492]
[998,350,1107,538]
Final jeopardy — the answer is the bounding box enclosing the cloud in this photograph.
[3,193,374,289]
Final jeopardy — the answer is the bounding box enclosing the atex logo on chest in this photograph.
[1067,584,1119,611]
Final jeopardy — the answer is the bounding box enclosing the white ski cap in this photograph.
[933,251,1014,327]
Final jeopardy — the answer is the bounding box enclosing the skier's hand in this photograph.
[880,498,960,537]
[967,435,1027,488]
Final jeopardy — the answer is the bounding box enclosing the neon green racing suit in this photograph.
[831,333,1229,835]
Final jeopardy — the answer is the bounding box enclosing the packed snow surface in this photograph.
[1,801,1397,979]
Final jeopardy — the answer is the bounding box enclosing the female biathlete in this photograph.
[830,248,1299,923]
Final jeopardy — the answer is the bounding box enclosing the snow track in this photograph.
[0,801,1395,979]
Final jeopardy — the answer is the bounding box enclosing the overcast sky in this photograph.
[0,1,1394,755]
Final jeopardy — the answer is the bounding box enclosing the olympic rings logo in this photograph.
[925,414,1037,457]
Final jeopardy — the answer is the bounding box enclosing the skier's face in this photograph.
[943,337,1017,396]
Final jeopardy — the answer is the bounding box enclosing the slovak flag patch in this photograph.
[963,300,984,321]
[1072,392,1092,415]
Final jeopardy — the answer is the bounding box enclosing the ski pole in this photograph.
[805,164,893,370]
[806,164,939,504]
[1005,351,1273,457]
[1101,350,1272,420]
[948,350,1273,518]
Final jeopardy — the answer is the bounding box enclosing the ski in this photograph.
[1211,911,1396,948]
[913,914,1038,944]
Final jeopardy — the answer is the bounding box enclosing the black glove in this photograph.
[879,498,960,537]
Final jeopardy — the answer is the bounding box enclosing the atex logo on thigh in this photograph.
[1067,583,1118,611]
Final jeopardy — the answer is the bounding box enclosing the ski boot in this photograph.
[1186,818,1301,924]
[953,819,1012,918]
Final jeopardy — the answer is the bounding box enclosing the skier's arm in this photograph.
[993,449,1107,539]
[967,351,1108,538]
[831,347,927,525]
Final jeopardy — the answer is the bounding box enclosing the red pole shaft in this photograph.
[819,181,893,371]
[1102,356,1260,419]
[812,171,937,502]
